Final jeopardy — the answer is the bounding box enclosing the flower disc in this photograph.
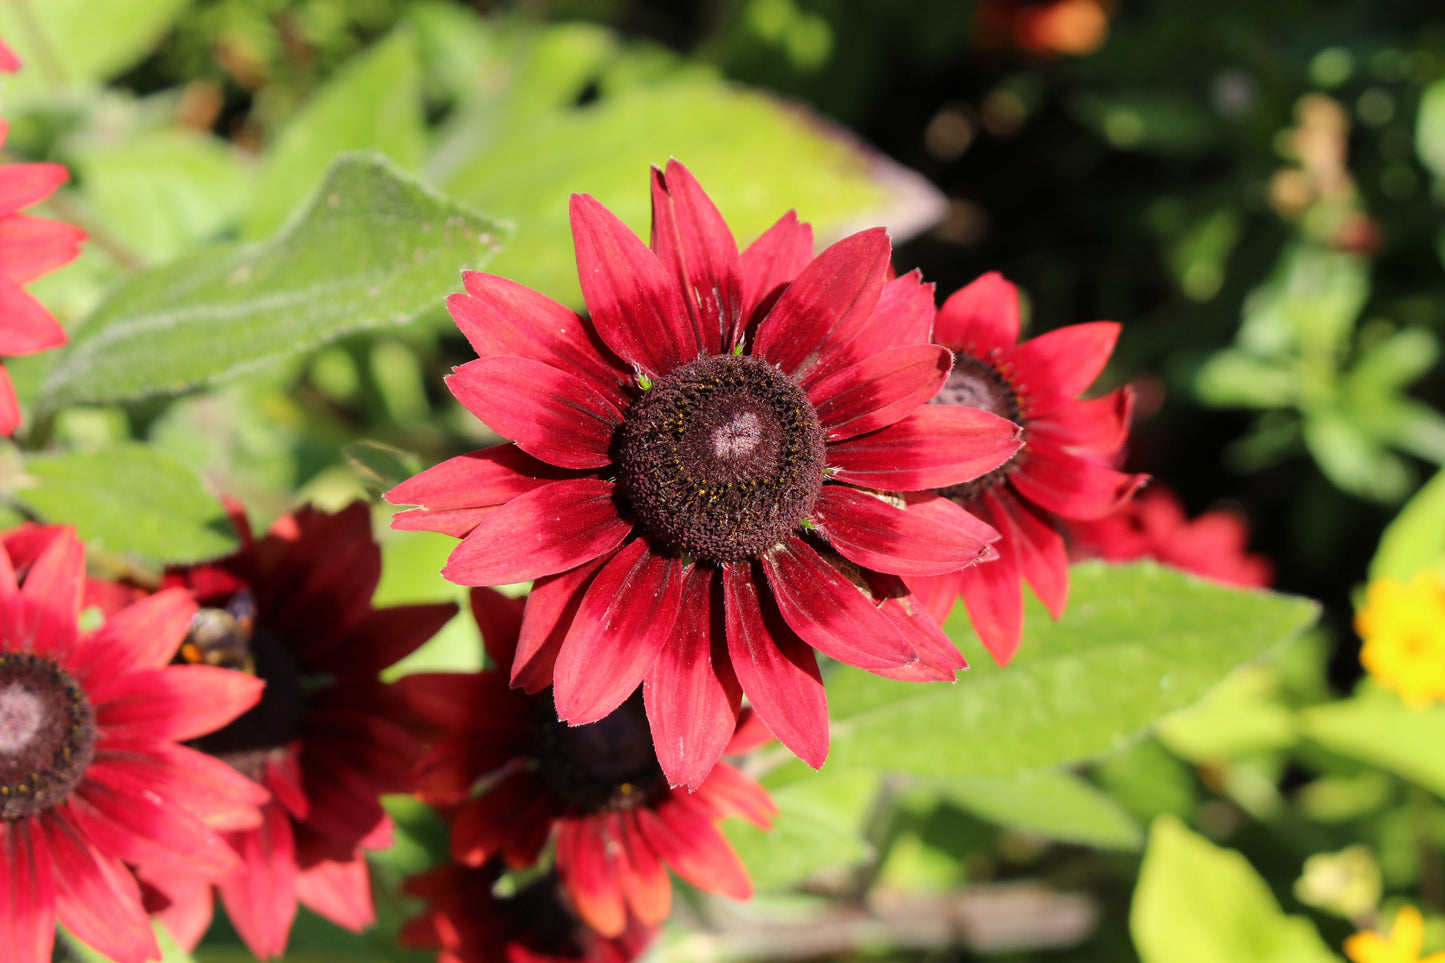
[617,356,826,563]
[532,696,663,812]
[0,651,96,819]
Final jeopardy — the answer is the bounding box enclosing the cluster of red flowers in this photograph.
[0,155,1275,963]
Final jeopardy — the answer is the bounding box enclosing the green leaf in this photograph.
[724,771,875,891]
[924,771,1143,849]
[0,0,190,97]
[1156,664,1296,762]
[1194,350,1298,409]
[242,28,427,240]
[1298,686,1445,800]
[63,919,196,963]
[820,562,1319,778]
[1347,328,1440,394]
[442,77,942,306]
[7,443,237,564]
[1370,466,1445,580]
[1416,78,1445,180]
[1131,816,1340,963]
[1302,409,1413,503]
[40,153,507,409]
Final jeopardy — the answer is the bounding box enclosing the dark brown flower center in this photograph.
[531,693,663,812]
[0,652,95,820]
[931,351,1023,502]
[616,355,826,563]
[183,591,307,780]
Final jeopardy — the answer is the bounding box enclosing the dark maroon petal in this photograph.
[451,770,554,868]
[386,445,575,513]
[640,795,751,899]
[650,160,741,354]
[985,488,1069,619]
[738,210,814,328]
[447,357,620,470]
[1009,321,1120,416]
[761,536,916,670]
[1,820,57,963]
[828,406,1022,491]
[513,554,611,693]
[338,602,459,677]
[552,539,686,725]
[1030,386,1134,454]
[1010,438,1146,520]
[808,344,952,441]
[958,548,1023,665]
[643,566,742,791]
[811,486,998,577]
[932,272,1020,354]
[802,269,939,387]
[753,228,890,379]
[721,563,828,769]
[555,817,628,938]
[450,271,628,407]
[570,192,697,375]
[469,586,526,670]
[217,805,298,960]
[441,480,632,586]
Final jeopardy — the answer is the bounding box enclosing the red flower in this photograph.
[908,273,1146,664]
[396,588,777,939]
[387,160,1020,785]
[0,528,266,963]
[0,38,18,72]
[401,860,655,963]
[1068,485,1274,588]
[135,502,458,959]
[0,119,85,435]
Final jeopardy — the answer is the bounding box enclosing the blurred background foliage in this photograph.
[3,0,1445,961]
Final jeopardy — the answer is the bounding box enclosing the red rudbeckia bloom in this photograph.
[907,272,1146,664]
[387,160,1020,786]
[135,502,458,959]
[401,860,655,963]
[397,588,776,939]
[0,119,85,435]
[1068,485,1273,588]
[0,528,266,963]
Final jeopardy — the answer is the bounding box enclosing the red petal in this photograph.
[441,480,632,586]
[44,811,160,963]
[828,406,1022,491]
[1010,439,1145,520]
[761,536,916,670]
[0,363,17,436]
[753,228,889,379]
[556,817,628,938]
[0,162,69,216]
[958,549,1023,665]
[695,763,777,828]
[470,586,525,670]
[933,272,1020,354]
[67,770,243,877]
[218,805,298,960]
[650,160,741,354]
[446,357,620,469]
[1030,385,1134,454]
[338,602,458,677]
[867,578,968,683]
[0,277,66,355]
[640,795,751,899]
[721,563,828,769]
[570,192,697,376]
[0,821,57,963]
[451,272,628,407]
[986,489,1069,619]
[385,445,573,514]
[74,588,196,678]
[643,566,742,790]
[135,863,213,951]
[0,39,19,72]
[552,538,685,725]
[0,215,85,284]
[811,486,998,576]
[905,569,964,624]
[93,664,264,741]
[809,344,952,441]
[295,854,373,932]
[1009,321,1120,416]
[802,269,940,386]
[616,811,672,926]
[94,739,267,833]
[738,210,814,327]
[19,525,84,618]
[450,770,554,868]
[513,554,610,692]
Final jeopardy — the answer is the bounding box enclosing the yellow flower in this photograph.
[1355,571,1445,708]
[1345,906,1445,963]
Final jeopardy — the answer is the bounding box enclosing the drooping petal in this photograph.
[552,538,686,726]
[295,854,374,933]
[0,820,57,963]
[0,277,67,355]
[1029,386,1134,454]
[469,586,525,669]
[451,271,628,407]
[958,546,1023,665]
[616,810,671,926]
[722,563,828,769]
[512,554,610,693]
[570,192,697,375]
[761,536,916,670]
[985,488,1069,619]
[45,811,161,963]
[555,817,628,939]
[217,805,299,961]
[650,159,741,354]
[694,763,777,829]
[446,357,621,469]
[19,525,84,619]
[93,664,264,741]
[753,228,889,380]
[932,272,1020,355]
[866,574,969,682]
[1010,438,1145,520]
[643,566,742,791]
[828,406,1021,491]
[1008,321,1120,416]
[441,480,632,586]
[0,214,86,284]
[738,210,814,328]
[811,486,997,576]
[68,587,196,681]
[639,794,751,899]
[906,569,964,624]
[808,344,952,441]
[0,161,69,216]
[450,770,556,869]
